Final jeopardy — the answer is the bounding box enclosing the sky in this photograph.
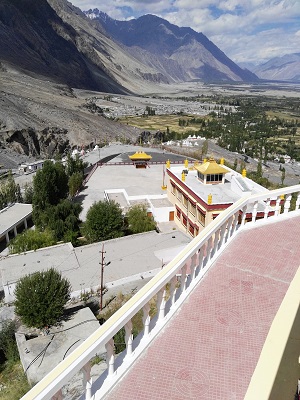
[70,0,300,65]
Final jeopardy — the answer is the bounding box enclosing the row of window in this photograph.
[197,172,223,182]
[172,183,206,225]
[176,208,199,237]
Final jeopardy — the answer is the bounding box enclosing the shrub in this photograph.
[125,204,156,234]
[14,268,71,328]
[83,200,124,243]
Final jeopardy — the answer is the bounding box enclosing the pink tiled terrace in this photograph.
[106,216,300,400]
[22,186,300,400]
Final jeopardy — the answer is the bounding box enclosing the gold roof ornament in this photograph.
[129,151,152,161]
[166,159,171,168]
[184,159,189,168]
[207,193,213,205]
[242,168,247,177]
[220,158,225,165]
[195,158,228,175]
[181,171,186,182]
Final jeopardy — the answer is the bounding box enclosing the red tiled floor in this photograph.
[105,216,300,399]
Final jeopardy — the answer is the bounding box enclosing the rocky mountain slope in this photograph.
[0,0,259,160]
[86,10,258,84]
[252,53,300,82]
[0,66,139,160]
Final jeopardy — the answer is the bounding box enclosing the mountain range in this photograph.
[84,9,258,85]
[251,53,300,82]
[0,0,297,160]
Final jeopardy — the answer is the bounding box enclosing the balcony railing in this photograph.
[22,185,300,400]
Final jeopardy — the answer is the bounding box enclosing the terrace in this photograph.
[22,185,300,400]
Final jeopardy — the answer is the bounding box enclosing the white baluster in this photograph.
[168,275,177,307]
[180,263,187,294]
[105,338,115,377]
[125,320,133,356]
[198,245,205,269]
[296,192,300,210]
[241,205,247,226]
[231,212,239,235]
[157,287,166,320]
[52,390,63,400]
[251,201,258,222]
[190,253,197,281]
[224,216,233,242]
[143,303,151,337]
[275,195,282,216]
[81,362,92,400]
[218,222,227,251]
[205,236,213,266]
[284,194,292,213]
[210,229,220,259]
[264,198,270,219]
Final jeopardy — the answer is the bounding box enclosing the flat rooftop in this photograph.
[0,203,32,237]
[79,163,177,220]
[169,165,267,205]
[1,231,190,298]
[17,308,99,385]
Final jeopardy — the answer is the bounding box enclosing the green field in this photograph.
[119,114,204,133]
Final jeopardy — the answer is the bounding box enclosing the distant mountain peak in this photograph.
[252,53,300,82]
[85,9,111,21]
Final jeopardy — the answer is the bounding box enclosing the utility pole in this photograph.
[99,244,111,311]
[100,243,105,311]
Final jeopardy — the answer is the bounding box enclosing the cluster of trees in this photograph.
[8,156,157,253]
[8,156,86,253]
[83,202,156,243]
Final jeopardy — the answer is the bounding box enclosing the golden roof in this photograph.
[195,158,228,175]
[129,151,152,161]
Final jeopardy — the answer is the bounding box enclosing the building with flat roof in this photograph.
[1,230,190,303]
[167,158,270,236]
[0,203,33,248]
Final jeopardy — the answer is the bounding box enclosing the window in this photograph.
[190,202,196,216]
[206,174,223,183]
[197,172,205,181]
[176,208,181,219]
[183,196,188,208]
[197,209,205,226]
[182,215,187,227]
[171,183,176,195]
[177,190,182,202]
[189,224,195,236]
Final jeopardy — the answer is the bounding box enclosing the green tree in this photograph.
[23,183,34,204]
[9,229,56,254]
[44,199,82,243]
[125,204,156,234]
[68,172,83,197]
[83,200,124,243]
[256,159,263,179]
[281,167,286,186]
[32,161,68,228]
[0,320,19,363]
[201,140,208,157]
[65,154,87,178]
[14,268,71,328]
[0,171,22,208]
